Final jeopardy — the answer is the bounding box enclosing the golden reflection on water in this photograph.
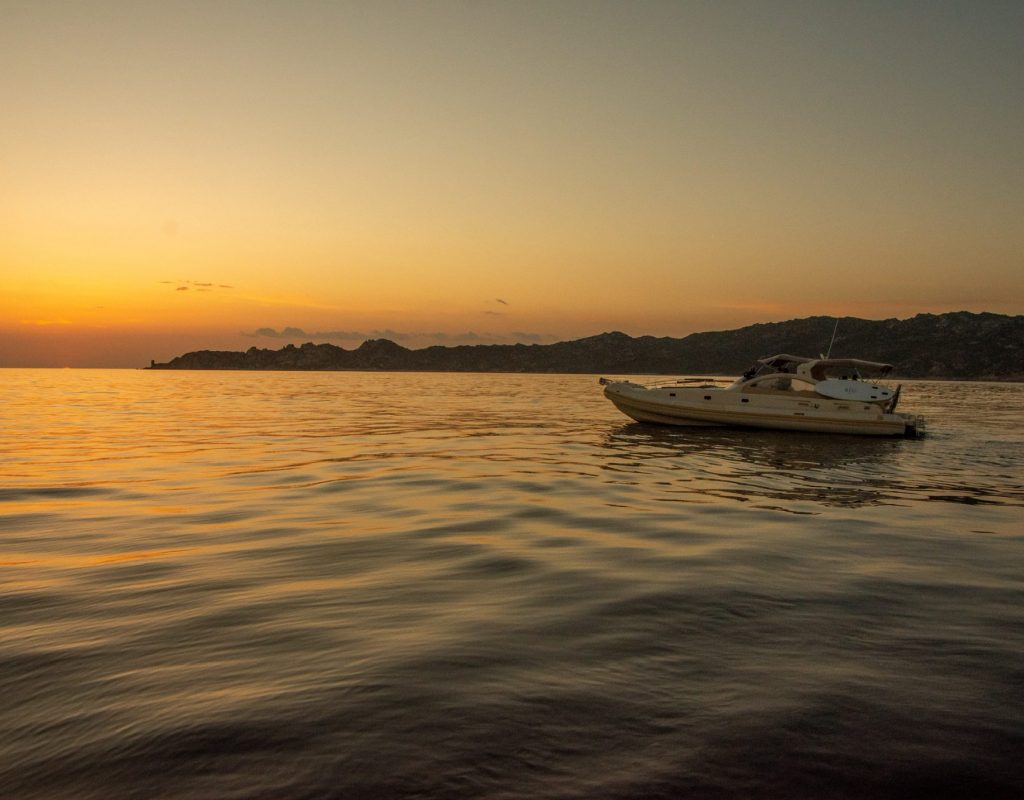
[1,370,1023,798]
[0,547,198,569]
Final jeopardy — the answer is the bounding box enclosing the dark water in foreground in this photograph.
[2,370,1023,799]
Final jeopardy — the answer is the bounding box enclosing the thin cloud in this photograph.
[510,331,549,343]
[243,327,557,347]
[370,328,415,342]
[164,280,233,291]
[314,330,368,341]
[248,326,312,338]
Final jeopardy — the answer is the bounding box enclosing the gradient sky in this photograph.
[2,0,1022,366]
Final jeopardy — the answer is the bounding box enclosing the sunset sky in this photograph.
[3,0,1022,367]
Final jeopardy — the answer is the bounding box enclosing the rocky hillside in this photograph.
[148,312,1024,379]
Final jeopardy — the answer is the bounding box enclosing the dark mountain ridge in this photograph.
[148,312,1024,379]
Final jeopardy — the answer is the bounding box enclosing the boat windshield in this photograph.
[742,355,810,380]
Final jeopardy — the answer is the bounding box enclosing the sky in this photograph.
[2,0,1022,367]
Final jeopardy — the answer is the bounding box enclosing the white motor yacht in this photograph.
[600,354,925,437]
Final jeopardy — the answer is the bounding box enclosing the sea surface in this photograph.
[2,369,1022,799]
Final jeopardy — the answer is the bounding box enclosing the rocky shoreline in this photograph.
[148,312,1024,380]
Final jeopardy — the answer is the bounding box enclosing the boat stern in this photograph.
[903,414,926,438]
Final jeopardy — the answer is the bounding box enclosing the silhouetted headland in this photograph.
[148,312,1024,379]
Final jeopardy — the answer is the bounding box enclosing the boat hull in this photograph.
[603,382,922,437]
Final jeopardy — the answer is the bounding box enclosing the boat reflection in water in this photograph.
[601,422,913,511]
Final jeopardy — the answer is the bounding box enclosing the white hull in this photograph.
[603,382,924,437]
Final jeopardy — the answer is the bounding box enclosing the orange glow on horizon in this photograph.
[2,2,1021,367]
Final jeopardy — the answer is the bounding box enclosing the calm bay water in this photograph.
[2,369,1022,799]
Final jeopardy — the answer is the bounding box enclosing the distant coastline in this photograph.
[148,312,1024,380]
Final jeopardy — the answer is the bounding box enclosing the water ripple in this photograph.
[1,371,1022,798]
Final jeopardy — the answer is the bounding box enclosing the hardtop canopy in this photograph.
[805,358,894,380]
[754,354,895,380]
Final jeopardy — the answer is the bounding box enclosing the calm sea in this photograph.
[2,369,1022,799]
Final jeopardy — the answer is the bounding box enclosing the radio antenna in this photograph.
[824,318,840,359]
